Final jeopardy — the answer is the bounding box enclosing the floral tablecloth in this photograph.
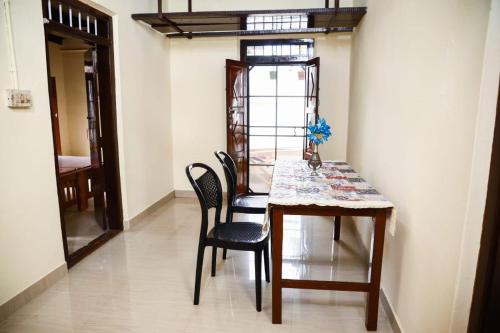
[267,160,396,230]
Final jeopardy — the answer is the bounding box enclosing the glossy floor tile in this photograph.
[64,199,108,254]
[0,198,394,333]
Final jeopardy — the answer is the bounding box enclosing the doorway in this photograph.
[225,39,319,194]
[248,64,307,193]
[43,0,122,267]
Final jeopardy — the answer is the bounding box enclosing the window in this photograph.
[241,39,314,64]
[246,14,309,31]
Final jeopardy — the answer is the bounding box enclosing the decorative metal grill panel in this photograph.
[246,14,308,31]
[42,0,111,42]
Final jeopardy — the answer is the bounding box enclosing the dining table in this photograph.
[266,160,395,331]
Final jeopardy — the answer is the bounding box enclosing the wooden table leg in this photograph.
[77,171,89,211]
[334,216,341,241]
[365,210,387,331]
[272,207,284,324]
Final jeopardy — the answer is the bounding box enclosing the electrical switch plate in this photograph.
[6,89,32,109]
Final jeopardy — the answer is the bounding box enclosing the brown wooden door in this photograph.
[84,50,106,230]
[468,81,500,332]
[48,77,62,155]
[304,57,320,160]
[226,59,249,194]
[484,237,500,330]
[85,53,101,168]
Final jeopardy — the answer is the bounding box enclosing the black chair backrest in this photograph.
[186,163,223,237]
[214,151,237,203]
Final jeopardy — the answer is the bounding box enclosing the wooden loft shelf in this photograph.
[131,7,366,39]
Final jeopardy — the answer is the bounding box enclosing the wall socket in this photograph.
[6,89,32,109]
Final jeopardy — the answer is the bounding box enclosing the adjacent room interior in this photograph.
[43,2,123,266]
[48,35,109,256]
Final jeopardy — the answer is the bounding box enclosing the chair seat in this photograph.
[233,195,268,214]
[207,222,268,247]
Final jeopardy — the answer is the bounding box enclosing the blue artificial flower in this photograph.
[307,118,332,145]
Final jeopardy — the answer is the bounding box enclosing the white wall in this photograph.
[48,43,71,155]
[0,1,66,306]
[61,52,90,156]
[169,37,236,191]
[347,0,493,332]
[49,43,91,156]
[449,1,500,331]
[0,0,173,306]
[87,0,174,220]
[170,34,352,191]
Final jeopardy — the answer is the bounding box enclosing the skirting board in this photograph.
[124,191,175,230]
[380,287,403,333]
[174,190,197,198]
[0,263,67,322]
[347,217,404,333]
[124,190,223,230]
[175,190,227,199]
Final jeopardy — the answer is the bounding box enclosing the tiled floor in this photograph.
[0,198,394,333]
[64,198,108,254]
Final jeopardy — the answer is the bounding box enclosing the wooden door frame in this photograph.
[48,77,62,154]
[468,80,500,332]
[225,59,250,195]
[43,0,123,268]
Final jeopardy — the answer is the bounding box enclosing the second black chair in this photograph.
[214,151,269,259]
[214,151,268,219]
[186,163,270,312]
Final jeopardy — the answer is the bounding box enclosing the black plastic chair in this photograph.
[214,151,268,219]
[214,151,269,260]
[186,163,270,312]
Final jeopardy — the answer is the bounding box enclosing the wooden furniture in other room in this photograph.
[58,155,93,211]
